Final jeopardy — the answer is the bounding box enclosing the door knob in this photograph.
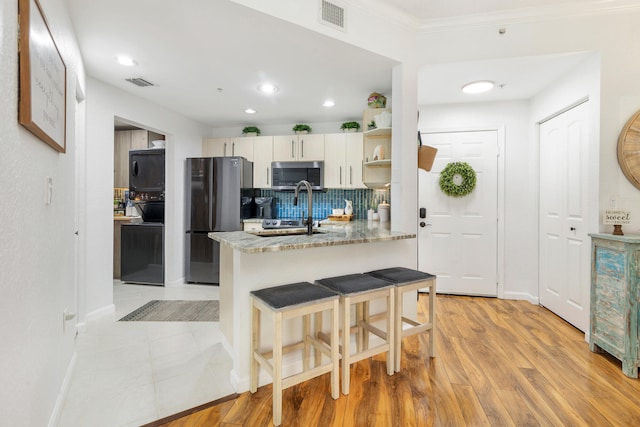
[570,227,576,231]
[420,222,426,228]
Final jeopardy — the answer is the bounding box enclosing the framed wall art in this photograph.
[18,0,67,153]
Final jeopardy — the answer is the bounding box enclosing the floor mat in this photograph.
[119,300,219,321]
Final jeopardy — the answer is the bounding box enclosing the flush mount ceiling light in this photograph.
[258,83,278,94]
[461,80,494,94]
[323,100,335,107]
[116,55,137,67]
[245,108,257,114]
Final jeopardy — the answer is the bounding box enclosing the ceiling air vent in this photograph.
[319,0,346,32]
[126,77,155,87]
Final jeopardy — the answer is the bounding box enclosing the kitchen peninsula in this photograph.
[209,220,416,391]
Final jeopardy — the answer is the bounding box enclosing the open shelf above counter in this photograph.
[363,159,391,168]
[363,108,391,188]
[364,127,391,137]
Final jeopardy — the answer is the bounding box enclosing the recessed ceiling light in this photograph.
[116,55,137,67]
[323,100,335,107]
[462,80,494,94]
[245,108,256,114]
[258,83,278,94]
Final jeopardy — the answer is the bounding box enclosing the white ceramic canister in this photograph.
[378,202,390,222]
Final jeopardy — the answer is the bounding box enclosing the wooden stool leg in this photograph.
[356,302,364,352]
[362,301,370,350]
[250,301,259,393]
[342,296,351,395]
[386,289,395,376]
[429,282,436,358]
[330,299,340,399]
[273,311,283,426]
[394,287,402,372]
[314,311,322,367]
[303,314,310,371]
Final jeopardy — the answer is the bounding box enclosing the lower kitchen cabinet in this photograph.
[589,233,640,378]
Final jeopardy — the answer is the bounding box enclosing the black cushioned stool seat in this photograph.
[366,267,437,372]
[315,273,395,395]
[250,282,340,426]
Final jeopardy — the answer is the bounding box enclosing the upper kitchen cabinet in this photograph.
[362,108,391,188]
[114,130,158,188]
[203,137,254,159]
[251,136,273,188]
[273,134,324,161]
[324,132,365,189]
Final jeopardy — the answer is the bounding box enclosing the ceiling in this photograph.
[65,0,606,129]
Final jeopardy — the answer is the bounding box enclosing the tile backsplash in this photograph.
[258,188,390,220]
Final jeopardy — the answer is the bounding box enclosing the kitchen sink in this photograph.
[246,228,332,237]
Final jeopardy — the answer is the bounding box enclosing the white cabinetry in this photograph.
[324,132,365,189]
[202,137,226,157]
[114,130,150,188]
[273,134,324,161]
[202,137,253,158]
[252,136,273,188]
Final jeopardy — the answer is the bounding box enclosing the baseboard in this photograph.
[164,277,186,287]
[48,352,77,427]
[502,291,539,305]
[85,304,115,323]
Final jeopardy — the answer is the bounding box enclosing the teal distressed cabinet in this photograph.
[589,233,640,378]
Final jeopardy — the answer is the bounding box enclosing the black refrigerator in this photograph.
[185,157,253,284]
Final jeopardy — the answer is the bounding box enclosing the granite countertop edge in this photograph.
[210,220,415,253]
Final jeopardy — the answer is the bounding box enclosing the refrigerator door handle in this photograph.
[209,160,215,230]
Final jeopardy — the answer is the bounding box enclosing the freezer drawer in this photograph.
[185,232,219,284]
[121,223,164,285]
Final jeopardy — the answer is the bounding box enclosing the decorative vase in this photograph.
[295,130,308,135]
[244,132,257,137]
[344,200,353,215]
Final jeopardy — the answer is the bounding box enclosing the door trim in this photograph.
[418,126,506,298]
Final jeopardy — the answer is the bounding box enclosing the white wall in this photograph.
[83,78,210,321]
[0,0,85,425]
[416,8,640,231]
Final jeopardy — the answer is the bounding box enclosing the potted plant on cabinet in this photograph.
[340,121,361,132]
[292,124,312,134]
[242,126,261,136]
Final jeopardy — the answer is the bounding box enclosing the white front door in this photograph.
[418,130,499,296]
[539,101,590,332]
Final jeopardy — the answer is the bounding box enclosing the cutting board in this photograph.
[327,214,354,221]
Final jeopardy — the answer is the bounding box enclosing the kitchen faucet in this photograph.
[293,180,314,235]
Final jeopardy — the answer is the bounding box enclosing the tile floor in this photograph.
[58,281,234,427]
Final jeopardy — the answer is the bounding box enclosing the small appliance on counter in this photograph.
[254,197,276,219]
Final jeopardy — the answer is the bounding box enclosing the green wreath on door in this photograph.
[439,162,477,197]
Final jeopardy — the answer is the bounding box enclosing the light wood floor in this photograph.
[156,295,640,426]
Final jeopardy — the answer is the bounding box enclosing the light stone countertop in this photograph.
[209,220,415,253]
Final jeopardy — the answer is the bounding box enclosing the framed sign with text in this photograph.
[18,0,67,153]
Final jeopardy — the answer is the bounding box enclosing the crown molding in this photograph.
[416,0,640,33]
[345,0,421,33]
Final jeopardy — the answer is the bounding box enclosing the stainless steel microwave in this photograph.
[271,161,324,191]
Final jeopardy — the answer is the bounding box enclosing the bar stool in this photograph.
[250,282,340,426]
[366,267,436,372]
[315,273,395,395]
